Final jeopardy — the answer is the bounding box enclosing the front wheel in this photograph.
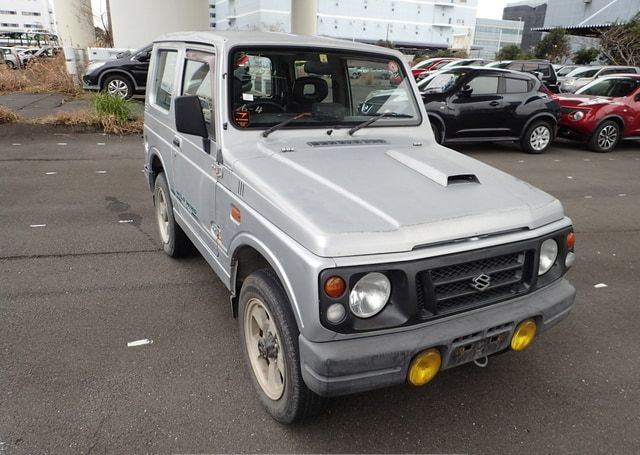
[239,269,321,424]
[588,120,620,153]
[103,75,133,99]
[521,121,553,154]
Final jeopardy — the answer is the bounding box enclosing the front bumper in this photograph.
[82,74,100,91]
[300,278,575,397]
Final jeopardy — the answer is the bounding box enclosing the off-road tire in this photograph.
[239,268,322,424]
[153,172,190,257]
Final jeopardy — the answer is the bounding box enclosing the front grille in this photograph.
[417,251,530,316]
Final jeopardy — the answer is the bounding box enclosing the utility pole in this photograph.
[291,0,318,35]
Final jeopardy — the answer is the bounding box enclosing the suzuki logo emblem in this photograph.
[471,273,491,291]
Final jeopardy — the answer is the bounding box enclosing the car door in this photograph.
[627,85,640,136]
[449,72,505,139]
[129,46,152,88]
[172,48,219,257]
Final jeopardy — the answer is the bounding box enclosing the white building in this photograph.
[210,0,479,50]
[471,17,523,59]
[110,0,209,49]
[0,0,55,34]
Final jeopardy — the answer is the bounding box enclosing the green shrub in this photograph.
[92,93,132,122]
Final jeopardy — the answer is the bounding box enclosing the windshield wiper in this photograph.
[262,112,311,138]
[348,112,413,136]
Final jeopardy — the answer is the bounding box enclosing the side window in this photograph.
[467,75,500,95]
[182,58,215,140]
[538,64,550,76]
[153,50,178,110]
[504,77,529,94]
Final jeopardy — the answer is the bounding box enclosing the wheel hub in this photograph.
[258,333,279,360]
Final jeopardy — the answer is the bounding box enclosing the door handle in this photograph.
[489,101,500,107]
[172,137,181,148]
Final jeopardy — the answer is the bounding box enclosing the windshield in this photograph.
[566,67,599,78]
[229,48,420,130]
[557,66,576,76]
[419,70,468,94]
[576,77,640,97]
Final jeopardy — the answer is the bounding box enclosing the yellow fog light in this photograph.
[407,349,441,386]
[510,319,537,351]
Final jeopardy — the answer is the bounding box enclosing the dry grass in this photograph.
[36,108,143,135]
[0,54,78,95]
[0,106,20,124]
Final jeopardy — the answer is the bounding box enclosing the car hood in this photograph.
[557,94,617,108]
[231,139,564,257]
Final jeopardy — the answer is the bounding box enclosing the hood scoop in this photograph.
[386,149,480,187]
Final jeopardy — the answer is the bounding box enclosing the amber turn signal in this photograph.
[566,231,576,250]
[324,276,346,299]
[231,205,241,223]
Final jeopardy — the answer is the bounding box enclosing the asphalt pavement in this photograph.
[1,126,639,454]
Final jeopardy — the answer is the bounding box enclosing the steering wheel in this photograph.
[242,101,285,113]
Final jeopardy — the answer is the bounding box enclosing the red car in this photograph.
[557,74,640,152]
[411,57,456,79]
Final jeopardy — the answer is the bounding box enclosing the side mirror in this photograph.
[459,85,473,97]
[137,52,150,63]
[175,95,208,138]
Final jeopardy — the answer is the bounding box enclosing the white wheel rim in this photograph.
[155,187,170,244]
[107,79,129,98]
[244,298,285,400]
[597,125,617,150]
[530,126,550,151]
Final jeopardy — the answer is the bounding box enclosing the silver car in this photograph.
[560,65,640,92]
[143,31,576,424]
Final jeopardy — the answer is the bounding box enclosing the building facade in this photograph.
[544,0,640,28]
[502,0,546,52]
[471,17,523,59]
[209,0,479,50]
[0,0,55,34]
[110,0,209,48]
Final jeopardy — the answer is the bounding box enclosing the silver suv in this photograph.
[143,31,576,424]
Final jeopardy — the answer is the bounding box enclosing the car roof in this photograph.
[444,66,537,78]
[154,30,397,56]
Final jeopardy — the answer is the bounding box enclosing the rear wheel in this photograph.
[154,172,190,257]
[588,120,620,153]
[521,121,553,154]
[239,269,321,424]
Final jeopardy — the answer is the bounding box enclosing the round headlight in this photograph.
[538,239,559,275]
[349,272,391,318]
[570,111,585,121]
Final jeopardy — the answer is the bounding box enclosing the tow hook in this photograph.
[473,356,489,368]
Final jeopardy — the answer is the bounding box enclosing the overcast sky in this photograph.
[476,0,510,19]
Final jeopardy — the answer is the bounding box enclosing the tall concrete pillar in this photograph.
[291,0,318,35]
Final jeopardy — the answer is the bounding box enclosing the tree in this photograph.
[375,40,395,49]
[573,47,600,65]
[534,28,570,63]
[434,49,468,58]
[496,44,522,61]
[599,13,640,66]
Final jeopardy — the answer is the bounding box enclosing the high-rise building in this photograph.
[471,17,523,59]
[0,0,55,34]
[209,0,479,50]
[502,0,547,52]
[543,0,640,28]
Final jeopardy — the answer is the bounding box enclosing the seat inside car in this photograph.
[287,76,328,112]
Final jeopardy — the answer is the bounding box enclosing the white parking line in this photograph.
[118,219,134,224]
[56,142,68,146]
[95,170,107,174]
[45,172,57,175]
[29,224,46,228]
[127,339,153,347]
[97,142,105,146]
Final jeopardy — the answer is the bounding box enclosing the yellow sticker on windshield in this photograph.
[319,53,328,63]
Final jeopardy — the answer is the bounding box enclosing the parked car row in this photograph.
[1,45,55,69]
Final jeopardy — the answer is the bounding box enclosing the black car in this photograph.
[504,60,559,93]
[418,67,560,153]
[82,45,151,99]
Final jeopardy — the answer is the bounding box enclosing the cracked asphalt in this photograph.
[1,125,639,454]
